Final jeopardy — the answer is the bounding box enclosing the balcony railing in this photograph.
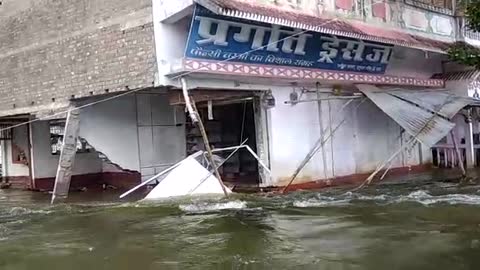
[404,0,454,15]
[461,18,480,42]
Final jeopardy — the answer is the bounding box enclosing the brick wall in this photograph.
[0,0,156,116]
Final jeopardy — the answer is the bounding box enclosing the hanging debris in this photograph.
[355,85,480,189]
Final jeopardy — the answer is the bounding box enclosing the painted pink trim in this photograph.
[183,58,445,87]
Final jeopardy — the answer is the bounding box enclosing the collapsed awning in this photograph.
[357,85,479,147]
[194,0,452,53]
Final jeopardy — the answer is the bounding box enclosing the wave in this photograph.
[292,190,480,208]
[292,199,350,207]
[396,190,480,206]
[7,207,52,216]
[179,200,247,213]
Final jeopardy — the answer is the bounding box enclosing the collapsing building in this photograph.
[0,0,479,200]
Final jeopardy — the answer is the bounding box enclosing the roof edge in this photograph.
[194,0,451,54]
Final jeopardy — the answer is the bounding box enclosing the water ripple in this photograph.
[179,200,248,213]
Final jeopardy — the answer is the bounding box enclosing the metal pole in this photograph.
[465,113,475,168]
[285,96,363,105]
[316,88,329,182]
[211,145,271,173]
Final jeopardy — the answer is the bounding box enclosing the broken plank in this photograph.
[51,108,80,204]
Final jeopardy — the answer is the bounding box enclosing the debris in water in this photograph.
[144,156,232,200]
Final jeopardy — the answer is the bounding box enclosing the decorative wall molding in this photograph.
[182,58,445,87]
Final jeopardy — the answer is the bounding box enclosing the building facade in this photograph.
[0,0,479,194]
[0,0,158,190]
[152,0,480,189]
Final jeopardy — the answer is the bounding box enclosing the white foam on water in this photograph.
[8,207,52,216]
[291,189,480,208]
[292,199,351,208]
[356,194,389,201]
[179,200,247,213]
[395,190,480,206]
[293,194,351,208]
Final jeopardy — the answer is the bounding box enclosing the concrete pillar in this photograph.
[254,95,272,187]
[0,140,7,179]
[51,108,80,204]
[465,112,476,169]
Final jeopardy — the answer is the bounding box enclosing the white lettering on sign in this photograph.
[318,36,392,64]
[195,16,312,56]
[318,36,339,63]
[188,6,393,73]
[342,40,365,62]
[365,45,392,64]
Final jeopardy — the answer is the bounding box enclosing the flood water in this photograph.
[2,179,480,270]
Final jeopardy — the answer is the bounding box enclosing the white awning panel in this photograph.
[357,85,477,147]
[387,90,473,119]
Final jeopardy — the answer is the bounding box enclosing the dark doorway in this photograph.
[185,99,259,186]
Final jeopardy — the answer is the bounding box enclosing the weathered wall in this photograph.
[78,92,186,181]
[0,0,156,117]
[11,93,186,182]
[267,87,431,186]
[249,0,456,41]
[78,94,141,172]
[136,93,186,181]
[153,15,191,86]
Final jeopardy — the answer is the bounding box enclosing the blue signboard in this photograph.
[185,5,393,74]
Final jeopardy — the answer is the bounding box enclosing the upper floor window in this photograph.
[404,0,454,14]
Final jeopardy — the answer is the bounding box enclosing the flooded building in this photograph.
[153,0,479,190]
[0,0,479,198]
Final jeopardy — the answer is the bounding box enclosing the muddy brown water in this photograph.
[1,179,480,270]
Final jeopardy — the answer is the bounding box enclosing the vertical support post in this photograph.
[316,89,329,180]
[0,140,7,183]
[465,111,475,169]
[51,108,80,204]
[444,148,449,167]
[253,95,271,186]
[27,121,36,189]
[452,130,466,176]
